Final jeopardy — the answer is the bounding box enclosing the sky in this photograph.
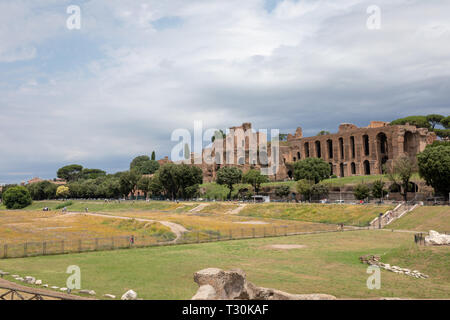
[0,0,449,184]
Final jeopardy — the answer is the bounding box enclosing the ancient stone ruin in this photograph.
[191,268,336,300]
[359,254,428,279]
[425,230,450,245]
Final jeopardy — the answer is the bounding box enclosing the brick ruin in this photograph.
[196,121,436,182]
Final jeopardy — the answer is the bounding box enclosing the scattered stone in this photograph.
[51,286,59,289]
[60,288,68,292]
[24,276,36,284]
[12,275,19,278]
[35,280,42,285]
[42,284,48,288]
[425,230,450,246]
[121,290,138,300]
[192,268,336,300]
[16,277,24,282]
[104,294,116,299]
[359,254,429,279]
[79,289,96,296]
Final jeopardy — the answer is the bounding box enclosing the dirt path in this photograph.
[227,204,247,214]
[189,203,209,212]
[65,212,188,243]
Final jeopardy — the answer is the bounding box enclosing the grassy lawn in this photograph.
[0,200,183,212]
[389,206,450,232]
[239,203,393,226]
[0,230,448,299]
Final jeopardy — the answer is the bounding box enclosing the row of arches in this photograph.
[329,160,371,177]
[290,132,391,165]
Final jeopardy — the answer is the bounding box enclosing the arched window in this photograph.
[363,135,370,156]
[351,162,356,175]
[329,162,333,175]
[315,141,321,158]
[304,142,310,158]
[340,163,344,177]
[350,136,355,158]
[339,137,344,159]
[327,139,333,159]
[363,160,370,175]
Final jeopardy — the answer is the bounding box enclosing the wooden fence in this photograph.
[0,225,370,259]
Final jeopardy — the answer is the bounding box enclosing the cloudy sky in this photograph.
[0,0,449,184]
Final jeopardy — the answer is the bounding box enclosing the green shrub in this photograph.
[2,186,32,209]
[55,201,74,210]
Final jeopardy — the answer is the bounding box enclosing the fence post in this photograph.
[95,238,99,251]
[252,228,255,238]
[111,237,115,249]
[24,242,27,257]
[263,227,266,238]
[229,229,232,240]
[78,239,82,252]
[61,240,64,254]
[43,241,47,255]
[197,232,200,243]
[4,244,7,259]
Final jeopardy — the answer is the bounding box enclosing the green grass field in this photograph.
[389,206,450,232]
[0,230,448,299]
[239,203,394,226]
[0,200,183,212]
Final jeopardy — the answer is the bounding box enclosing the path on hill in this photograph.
[189,203,209,212]
[227,204,247,214]
[64,212,188,243]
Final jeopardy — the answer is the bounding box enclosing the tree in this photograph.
[434,129,450,140]
[387,156,416,202]
[2,186,32,209]
[175,164,203,199]
[148,174,164,197]
[151,151,156,161]
[390,116,431,130]
[296,179,312,201]
[293,158,331,183]
[242,169,269,194]
[158,163,180,200]
[211,130,226,142]
[216,167,242,199]
[57,164,83,182]
[130,155,160,175]
[119,170,140,198]
[274,185,291,199]
[371,180,386,201]
[278,134,288,141]
[311,183,329,199]
[353,184,370,201]
[426,114,444,129]
[137,176,152,199]
[27,181,57,200]
[441,116,450,129]
[56,185,70,199]
[417,143,450,200]
[317,130,330,136]
[80,168,106,180]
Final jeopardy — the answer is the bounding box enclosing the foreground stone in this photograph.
[104,294,116,299]
[425,230,450,246]
[192,268,336,300]
[121,290,138,300]
[79,289,96,296]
